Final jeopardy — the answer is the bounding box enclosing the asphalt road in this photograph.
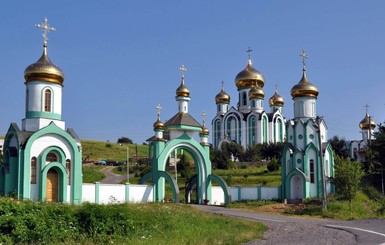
[193,205,385,245]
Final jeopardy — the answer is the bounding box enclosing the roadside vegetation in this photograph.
[0,198,266,244]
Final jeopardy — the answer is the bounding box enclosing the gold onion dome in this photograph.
[24,44,64,85]
[269,91,284,106]
[290,69,318,98]
[153,118,164,129]
[176,78,190,97]
[215,88,231,104]
[359,113,376,130]
[200,126,209,135]
[235,59,265,89]
[249,85,265,99]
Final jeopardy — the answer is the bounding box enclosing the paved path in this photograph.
[193,205,385,245]
[99,166,127,184]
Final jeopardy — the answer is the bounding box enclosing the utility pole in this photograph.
[127,146,129,183]
[316,116,327,211]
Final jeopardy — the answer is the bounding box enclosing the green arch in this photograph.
[285,169,308,200]
[139,171,180,203]
[208,174,231,206]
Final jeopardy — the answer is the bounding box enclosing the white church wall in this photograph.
[27,83,62,115]
[99,184,126,204]
[261,187,279,200]
[241,187,258,200]
[128,185,154,203]
[30,134,72,162]
[82,184,96,203]
[211,186,225,205]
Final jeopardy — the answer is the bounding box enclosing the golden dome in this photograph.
[200,126,209,135]
[153,118,164,129]
[24,45,64,85]
[269,91,284,106]
[290,69,318,98]
[235,59,265,90]
[215,88,231,104]
[176,77,190,97]
[359,113,376,130]
[249,85,265,99]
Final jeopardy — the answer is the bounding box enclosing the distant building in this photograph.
[211,50,285,149]
[349,112,376,162]
[0,18,82,204]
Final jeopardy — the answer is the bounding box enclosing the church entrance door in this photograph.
[47,168,59,202]
[290,175,303,200]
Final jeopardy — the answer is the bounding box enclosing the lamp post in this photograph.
[316,116,327,211]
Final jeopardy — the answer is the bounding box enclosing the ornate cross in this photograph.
[246,46,253,59]
[179,65,187,79]
[221,80,225,90]
[36,17,56,45]
[300,49,308,69]
[274,83,278,92]
[156,104,162,118]
[201,111,206,126]
[365,104,369,114]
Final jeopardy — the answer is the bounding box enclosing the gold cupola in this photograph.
[249,85,265,99]
[153,104,164,129]
[24,44,64,85]
[215,82,231,104]
[176,65,190,97]
[200,126,209,135]
[359,113,376,130]
[235,58,265,90]
[290,68,318,98]
[269,90,285,106]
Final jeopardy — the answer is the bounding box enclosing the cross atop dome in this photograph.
[246,46,253,60]
[156,104,162,119]
[201,111,206,126]
[300,49,308,70]
[180,65,187,80]
[36,17,56,46]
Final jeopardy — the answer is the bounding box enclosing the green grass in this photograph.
[81,140,149,163]
[0,198,267,244]
[82,165,105,183]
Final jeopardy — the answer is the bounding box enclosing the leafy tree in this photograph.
[220,142,243,161]
[242,143,283,162]
[330,158,364,209]
[178,154,194,179]
[366,123,385,173]
[328,135,349,159]
[267,157,280,172]
[212,149,231,169]
[117,137,133,144]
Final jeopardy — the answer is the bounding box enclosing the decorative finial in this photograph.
[156,104,162,120]
[364,104,369,114]
[201,111,206,127]
[36,17,56,46]
[179,64,187,82]
[246,46,253,60]
[221,80,225,90]
[274,83,278,92]
[300,49,308,70]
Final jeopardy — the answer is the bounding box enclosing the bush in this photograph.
[267,158,280,172]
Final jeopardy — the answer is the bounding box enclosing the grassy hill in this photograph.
[81,140,149,163]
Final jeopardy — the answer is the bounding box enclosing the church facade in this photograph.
[0,18,82,204]
[211,52,286,150]
[281,52,334,201]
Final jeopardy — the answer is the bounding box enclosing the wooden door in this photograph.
[47,168,59,202]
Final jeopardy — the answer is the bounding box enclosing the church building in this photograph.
[349,110,376,162]
[281,51,334,202]
[211,49,286,149]
[0,18,82,204]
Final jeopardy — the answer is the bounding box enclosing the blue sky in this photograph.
[1,1,385,144]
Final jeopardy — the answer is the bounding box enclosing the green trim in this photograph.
[257,186,261,200]
[237,186,241,201]
[125,183,130,203]
[95,182,100,204]
[26,111,61,120]
[166,125,201,132]
[285,169,308,199]
[158,171,180,203]
[139,172,152,184]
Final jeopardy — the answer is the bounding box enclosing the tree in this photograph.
[328,135,349,159]
[267,157,280,172]
[330,158,364,209]
[117,137,133,144]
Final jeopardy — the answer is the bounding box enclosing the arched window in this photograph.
[242,92,247,106]
[31,157,37,184]
[66,159,71,185]
[46,152,58,163]
[44,89,52,112]
[310,159,315,183]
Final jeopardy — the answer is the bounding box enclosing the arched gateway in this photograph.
[141,67,230,205]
